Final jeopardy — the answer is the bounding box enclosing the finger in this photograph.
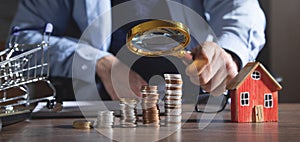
[185,49,209,86]
[198,41,218,63]
[210,78,227,96]
[104,81,119,100]
[187,49,223,85]
[129,71,148,97]
[131,86,142,97]
[203,67,228,93]
[224,60,238,89]
[130,78,148,97]
[186,58,208,77]
[182,51,193,65]
[203,53,238,96]
[189,74,201,86]
[225,55,239,82]
[200,75,227,96]
[197,58,221,86]
[196,65,212,86]
[186,42,217,79]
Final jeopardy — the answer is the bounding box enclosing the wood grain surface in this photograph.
[1,104,300,142]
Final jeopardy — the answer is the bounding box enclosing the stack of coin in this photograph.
[164,74,183,123]
[141,85,160,127]
[119,98,138,128]
[96,111,114,128]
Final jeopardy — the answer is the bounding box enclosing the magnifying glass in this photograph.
[126,19,191,57]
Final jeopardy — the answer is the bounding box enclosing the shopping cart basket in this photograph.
[0,23,56,127]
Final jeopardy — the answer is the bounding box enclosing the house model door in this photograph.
[254,105,264,122]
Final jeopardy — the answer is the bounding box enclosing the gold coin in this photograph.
[73,120,94,129]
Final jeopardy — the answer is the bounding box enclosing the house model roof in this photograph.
[226,62,282,91]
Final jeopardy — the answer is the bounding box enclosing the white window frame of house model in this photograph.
[251,70,261,80]
[240,92,250,106]
[264,93,273,108]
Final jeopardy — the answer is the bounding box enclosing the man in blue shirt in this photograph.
[9,0,266,100]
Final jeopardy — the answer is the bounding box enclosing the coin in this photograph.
[119,98,138,128]
[164,74,182,79]
[165,95,182,100]
[141,85,160,126]
[96,111,114,128]
[73,120,94,129]
[164,73,183,124]
[165,80,183,84]
[144,123,160,127]
[141,85,158,90]
[165,108,182,116]
[165,115,182,123]
[165,90,183,95]
[165,86,182,90]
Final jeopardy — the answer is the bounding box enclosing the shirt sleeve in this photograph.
[9,0,112,82]
[204,0,266,67]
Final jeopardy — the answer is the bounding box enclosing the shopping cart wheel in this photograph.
[46,99,55,109]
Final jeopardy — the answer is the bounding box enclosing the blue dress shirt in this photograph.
[9,0,266,82]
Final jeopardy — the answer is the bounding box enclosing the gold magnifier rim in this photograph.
[126,19,191,57]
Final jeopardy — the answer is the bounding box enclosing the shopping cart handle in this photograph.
[44,23,53,34]
[10,23,53,35]
[10,26,20,36]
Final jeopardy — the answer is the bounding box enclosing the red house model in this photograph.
[227,62,282,123]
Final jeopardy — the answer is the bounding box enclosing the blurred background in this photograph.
[0,0,299,103]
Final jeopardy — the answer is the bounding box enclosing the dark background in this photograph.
[0,0,299,103]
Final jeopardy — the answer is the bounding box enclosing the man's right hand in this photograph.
[96,55,147,100]
[185,41,238,96]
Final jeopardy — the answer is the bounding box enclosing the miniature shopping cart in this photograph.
[0,23,56,127]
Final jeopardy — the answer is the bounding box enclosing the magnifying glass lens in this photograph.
[127,20,190,56]
[131,28,185,52]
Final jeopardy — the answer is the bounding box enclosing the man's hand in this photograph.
[96,55,147,100]
[185,41,238,96]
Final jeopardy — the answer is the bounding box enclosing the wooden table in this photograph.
[1,104,300,142]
